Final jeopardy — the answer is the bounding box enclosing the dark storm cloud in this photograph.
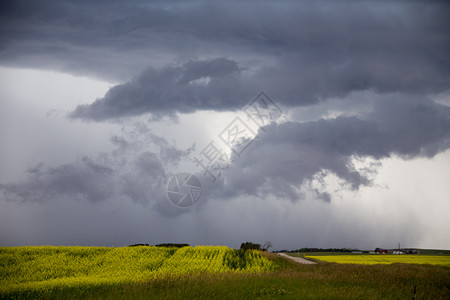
[1,0,449,119]
[1,0,450,249]
[69,58,246,120]
[2,93,448,214]
[209,96,450,202]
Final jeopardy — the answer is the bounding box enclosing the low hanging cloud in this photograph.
[3,95,450,211]
[0,127,192,216]
[0,157,115,204]
[69,58,247,121]
[208,96,450,202]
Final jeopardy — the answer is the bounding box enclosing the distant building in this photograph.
[402,249,420,254]
[376,249,388,254]
[391,249,420,255]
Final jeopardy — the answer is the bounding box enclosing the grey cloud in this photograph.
[3,94,448,214]
[209,96,450,202]
[69,58,247,120]
[0,157,115,203]
[0,128,193,216]
[1,0,450,249]
[70,42,450,121]
[110,125,195,166]
[367,97,450,158]
[1,1,449,116]
[120,152,166,206]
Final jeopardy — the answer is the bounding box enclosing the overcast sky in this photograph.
[1,0,449,250]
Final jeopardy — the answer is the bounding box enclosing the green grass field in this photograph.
[1,246,449,299]
[305,254,450,265]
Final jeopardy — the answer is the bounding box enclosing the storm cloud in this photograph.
[206,95,450,202]
[1,0,450,120]
[69,58,247,120]
[1,0,450,249]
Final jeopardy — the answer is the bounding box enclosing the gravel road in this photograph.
[277,253,317,264]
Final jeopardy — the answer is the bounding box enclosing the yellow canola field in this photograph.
[306,255,450,266]
[0,246,275,294]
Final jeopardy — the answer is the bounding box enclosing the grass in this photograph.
[0,247,449,299]
[305,254,450,266]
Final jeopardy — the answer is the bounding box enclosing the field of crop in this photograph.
[1,247,449,299]
[305,254,450,265]
[0,245,274,297]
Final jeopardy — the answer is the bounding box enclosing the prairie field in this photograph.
[0,246,273,295]
[305,254,450,265]
[0,246,449,299]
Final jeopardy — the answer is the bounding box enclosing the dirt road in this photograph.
[277,253,317,264]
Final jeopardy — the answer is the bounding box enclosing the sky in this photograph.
[0,0,449,250]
